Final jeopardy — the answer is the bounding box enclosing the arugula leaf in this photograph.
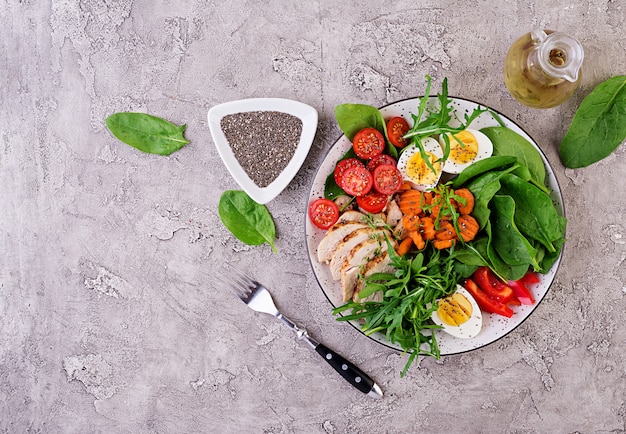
[560,75,626,168]
[218,190,277,252]
[106,112,189,155]
[333,241,461,377]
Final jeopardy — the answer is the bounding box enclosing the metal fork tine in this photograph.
[225,264,257,286]
[218,265,255,301]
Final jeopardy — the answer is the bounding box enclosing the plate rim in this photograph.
[208,97,318,204]
[304,95,565,356]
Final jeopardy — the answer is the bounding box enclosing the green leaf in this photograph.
[480,126,547,191]
[218,190,277,252]
[452,155,518,188]
[106,112,189,155]
[334,103,387,141]
[560,75,626,168]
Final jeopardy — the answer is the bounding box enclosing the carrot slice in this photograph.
[397,190,423,215]
[435,222,456,241]
[396,237,413,256]
[419,216,436,240]
[408,230,426,250]
[457,214,479,242]
[402,214,420,232]
[433,239,455,249]
[454,188,475,215]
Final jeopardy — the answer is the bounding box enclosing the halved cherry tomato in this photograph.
[507,280,535,305]
[472,266,514,303]
[340,165,373,197]
[356,192,389,213]
[366,154,397,172]
[387,117,410,148]
[334,158,364,187]
[464,278,514,318]
[352,128,385,160]
[308,198,339,230]
[372,164,402,195]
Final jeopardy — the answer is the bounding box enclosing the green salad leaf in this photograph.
[480,126,548,193]
[218,190,277,252]
[560,75,626,168]
[106,112,189,155]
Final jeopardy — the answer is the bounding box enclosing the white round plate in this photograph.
[305,96,564,356]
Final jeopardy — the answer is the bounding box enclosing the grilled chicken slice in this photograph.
[340,252,395,302]
[317,222,369,263]
[386,199,402,228]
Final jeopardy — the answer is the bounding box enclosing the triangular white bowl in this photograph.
[208,98,318,204]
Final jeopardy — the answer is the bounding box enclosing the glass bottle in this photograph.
[504,28,584,109]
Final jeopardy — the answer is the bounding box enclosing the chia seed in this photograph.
[220,111,303,188]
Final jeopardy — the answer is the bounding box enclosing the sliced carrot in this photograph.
[422,191,434,205]
[457,214,479,242]
[399,181,413,191]
[397,190,423,215]
[454,188,475,215]
[419,216,436,241]
[433,239,455,249]
[402,214,420,232]
[435,222,456,241]
[408,230,426,250]
[396,237,413,256]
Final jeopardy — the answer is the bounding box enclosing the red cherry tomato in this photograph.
[334,158,364,187]
[340,165,373,197]
[366,154,397,172]
[372,164,402,195]
[387,117,410,148]
[352,128,385,160]
[308,198,339,230]
[356,192,389,214]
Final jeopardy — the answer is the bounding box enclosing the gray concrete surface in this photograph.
[2,1,625,432]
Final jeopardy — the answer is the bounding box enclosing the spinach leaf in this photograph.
[218,190,277,252]
[489,195,540,270]
[498,173,567,252]
[106,112,189,155]
[334,103,397,158]
[335,103,387,141]
[452,155,517,189]
[480,126,547,192]
[560,75,626,168]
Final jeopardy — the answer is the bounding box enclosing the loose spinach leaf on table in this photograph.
[106,112,189,156]
[560,75,626,168]
[218,190,277,252]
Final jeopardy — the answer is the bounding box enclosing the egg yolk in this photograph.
[448,131,478,164]
[437,293,473,326]
[406,151,441,185]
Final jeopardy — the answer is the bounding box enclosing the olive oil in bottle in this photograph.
[504,29,584,109]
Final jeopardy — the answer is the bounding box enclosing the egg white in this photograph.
[431,285,483,339]
[396,137,443,191]
[439,129,493,174]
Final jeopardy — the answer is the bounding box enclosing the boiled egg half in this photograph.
[396,137,443,191]
[431,285,482,339]
[438,129,493,174]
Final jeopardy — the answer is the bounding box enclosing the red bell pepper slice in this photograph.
[507,280,535,305]
[464,278,514,318]
[519,272,540,286]
[472,266,515,303]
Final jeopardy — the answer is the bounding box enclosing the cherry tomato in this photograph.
[387,117,410,148]
[372,164,402,195]
[334,158,364,187]
[340,165,373,197]
[352,128,385,160]
[356,192,389,214]
[308,198,339,230]
[366,154,397,172]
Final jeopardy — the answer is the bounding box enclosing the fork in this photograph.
[221,264,383,399]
